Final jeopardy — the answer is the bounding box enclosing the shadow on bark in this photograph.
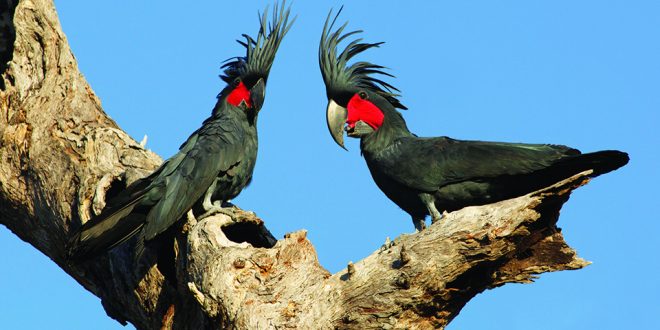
[0,0,17,83]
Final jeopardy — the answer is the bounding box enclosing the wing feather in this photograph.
[370,137,579,192]
[143,116,246,240]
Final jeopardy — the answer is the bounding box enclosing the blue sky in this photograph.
[1,1,658,329]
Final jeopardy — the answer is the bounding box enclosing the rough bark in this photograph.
[1,1,592,329]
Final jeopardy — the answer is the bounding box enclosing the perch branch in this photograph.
[0,1,590,329]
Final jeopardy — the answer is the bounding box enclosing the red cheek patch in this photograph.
[347,94,384,130]
[227,81,252,108]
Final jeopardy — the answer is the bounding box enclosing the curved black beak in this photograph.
[326,99,348,150]
[250,78,266,111]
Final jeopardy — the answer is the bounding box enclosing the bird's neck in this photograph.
[360,108,413,156]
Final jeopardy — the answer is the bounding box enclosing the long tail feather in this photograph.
[67,196,146,260]
[493,149,628,203]
[558,150,629,178]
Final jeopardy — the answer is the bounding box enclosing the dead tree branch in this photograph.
[0,1,591,329]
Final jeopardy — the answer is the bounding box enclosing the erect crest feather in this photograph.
[221,1,295,84]
[319,7,407,110]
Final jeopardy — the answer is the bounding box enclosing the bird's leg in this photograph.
[420,193,443,224]
[201,180,218,211]
[198,180,235,220]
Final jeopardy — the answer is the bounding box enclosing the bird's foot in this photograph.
[412,218,427,232]
[430,210,449,225]
[198,201,236,220]
[419,193,442,226]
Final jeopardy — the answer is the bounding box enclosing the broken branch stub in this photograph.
[0,0,593,328]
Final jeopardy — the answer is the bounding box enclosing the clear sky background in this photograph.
[1,1,658,329]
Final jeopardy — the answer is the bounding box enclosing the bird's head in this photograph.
[223,76,265,112]
[319,8,406,150]
[218,2,294,116]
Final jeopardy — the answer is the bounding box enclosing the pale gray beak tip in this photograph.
[326,99,348,150]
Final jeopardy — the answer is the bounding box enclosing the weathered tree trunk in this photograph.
[1,1,592,329]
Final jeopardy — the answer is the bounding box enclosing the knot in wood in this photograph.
[400,244,411,265]
[394,273,410,289]
[233,257,246,269]
[347,261,355,278]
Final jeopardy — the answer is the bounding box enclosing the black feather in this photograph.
[67,3,294,261]
[319,7,407,110]
[221,1,295,85]
[316,7,629,231]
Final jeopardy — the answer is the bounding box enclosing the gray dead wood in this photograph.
[0,1,592,329]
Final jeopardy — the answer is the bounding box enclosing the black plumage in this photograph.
[68,4,294,260]
[319,10,628,231]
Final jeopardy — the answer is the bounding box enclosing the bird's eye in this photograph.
[233,78,241,87]
[358,91,368,99]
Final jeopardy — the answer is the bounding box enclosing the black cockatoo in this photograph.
[68,4,294,260]
[319,10,628,231]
